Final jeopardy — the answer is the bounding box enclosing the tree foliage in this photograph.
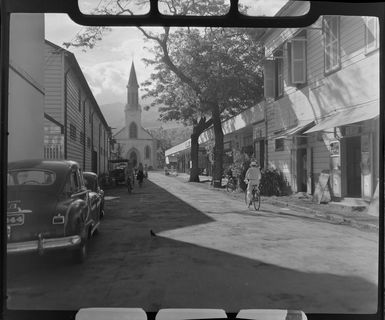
[64,0,264,186]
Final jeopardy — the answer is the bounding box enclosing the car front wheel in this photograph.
[72,240,87,264]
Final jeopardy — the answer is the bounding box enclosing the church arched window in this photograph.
[145,145,151,159]
[129,122,138,139]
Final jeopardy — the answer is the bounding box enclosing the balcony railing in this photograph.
[44,144,64,160]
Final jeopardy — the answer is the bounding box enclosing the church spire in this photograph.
[126,61,139,111]
[128,61,138,88]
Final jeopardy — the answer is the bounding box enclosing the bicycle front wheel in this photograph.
[253,192,261,211]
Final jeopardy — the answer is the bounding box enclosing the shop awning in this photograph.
[273,121,315,139]
[305,100,379,134]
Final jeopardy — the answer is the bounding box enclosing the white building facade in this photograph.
[262,2,379,200]
[8,13,45,162]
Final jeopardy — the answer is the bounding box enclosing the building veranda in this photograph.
[165,2,379,207]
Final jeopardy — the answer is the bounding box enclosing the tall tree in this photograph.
[64,0,264,186]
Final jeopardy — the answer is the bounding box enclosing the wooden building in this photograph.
[261,2,379,200]
[44,40,111,175]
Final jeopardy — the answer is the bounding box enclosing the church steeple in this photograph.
[126,61,139,110]
[128,61,139,88]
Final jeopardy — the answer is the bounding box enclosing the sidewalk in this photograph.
[160,171,379,232]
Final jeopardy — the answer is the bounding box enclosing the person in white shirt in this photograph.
[245,161,261,207]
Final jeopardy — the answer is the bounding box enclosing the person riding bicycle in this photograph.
[244,161,261,207]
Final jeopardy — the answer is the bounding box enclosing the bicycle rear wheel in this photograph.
[253,192,261,211]
[226,180,235,192]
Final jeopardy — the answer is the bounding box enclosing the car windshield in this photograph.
[84,176,96,191]
[4,1,383,319]
[7,170,56,186]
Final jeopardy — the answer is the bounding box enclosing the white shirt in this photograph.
[245,166,261,181]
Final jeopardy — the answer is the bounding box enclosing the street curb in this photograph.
[266,199,379,232]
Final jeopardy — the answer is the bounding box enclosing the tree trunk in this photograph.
[189,117,213,182]
[211,103,224,188]
[189,132,200,182]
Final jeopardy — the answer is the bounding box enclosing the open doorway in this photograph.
[130,151,138,168]
[345,136,361,197]
[296,148,307,192]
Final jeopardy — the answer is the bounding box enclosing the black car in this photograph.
[83,172,105,220]
[7,159,101,263]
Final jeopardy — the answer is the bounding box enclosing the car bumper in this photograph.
[7,235,82,254]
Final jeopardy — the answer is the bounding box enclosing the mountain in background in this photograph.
[99,98,181,134]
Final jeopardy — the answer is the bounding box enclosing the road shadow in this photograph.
[103,179,216,234]
[7,234,378,314]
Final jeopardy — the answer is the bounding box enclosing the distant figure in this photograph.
[137,162,145,187]
[150,229,156,237]
[244,161,261,207]
[144,164,148,178]
[124,160,135,192]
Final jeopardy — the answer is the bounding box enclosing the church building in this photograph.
[113,62,157,169]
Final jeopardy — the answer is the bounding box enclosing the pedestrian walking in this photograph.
[144,164,148,178]
[124,160,135,193]
[137,162,145,187]
[244,161,261,207]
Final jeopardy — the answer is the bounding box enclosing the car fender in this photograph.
[64,198,89,238]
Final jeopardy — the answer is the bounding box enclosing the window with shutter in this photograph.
[263,59,275,98]
[365,16,379,53]
[275,55,284,97]
[291,38,307,84]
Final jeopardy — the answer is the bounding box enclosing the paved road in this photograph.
[7,172,378,314]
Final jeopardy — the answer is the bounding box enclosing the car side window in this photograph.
[62,175,72,198]
[70,171,79,193]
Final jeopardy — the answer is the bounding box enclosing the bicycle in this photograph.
[245,184,261,211]
[226,176,237,192]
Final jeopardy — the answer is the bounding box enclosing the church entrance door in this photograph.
[130,151,138,168]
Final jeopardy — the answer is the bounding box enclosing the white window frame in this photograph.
[290,38,307,84]
[323,16,340,74]
[365,16,379,53]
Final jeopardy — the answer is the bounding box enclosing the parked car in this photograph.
[7,159,100,263]
[83,172,105,220]
[108,159,129,186]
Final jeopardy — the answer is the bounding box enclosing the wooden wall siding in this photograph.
[66,71,83,166]
[85,101,92,172]
[44,44,64,123]
[309,137,330,176]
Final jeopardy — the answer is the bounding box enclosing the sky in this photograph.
[45,0,289,107]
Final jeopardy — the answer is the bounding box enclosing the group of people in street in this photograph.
[124,161,148,192]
